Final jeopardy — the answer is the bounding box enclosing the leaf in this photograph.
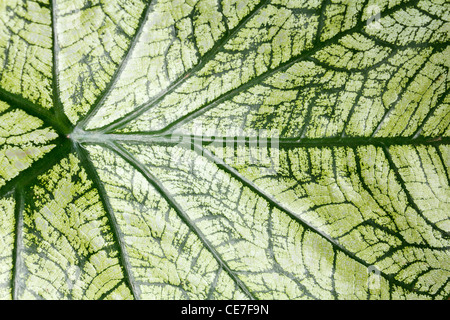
[0,0,448,300]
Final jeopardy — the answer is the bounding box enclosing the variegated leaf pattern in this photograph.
[0,0,448,300]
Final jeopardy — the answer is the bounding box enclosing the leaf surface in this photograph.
[0,0,449,300]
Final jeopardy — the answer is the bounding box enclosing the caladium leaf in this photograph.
[0,0,448,300]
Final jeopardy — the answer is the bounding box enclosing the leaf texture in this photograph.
[0,0,448,300]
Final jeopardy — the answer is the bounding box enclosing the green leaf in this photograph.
[0,0,448,300]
